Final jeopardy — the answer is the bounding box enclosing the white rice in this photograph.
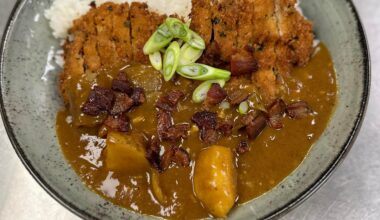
[45,0,192,39]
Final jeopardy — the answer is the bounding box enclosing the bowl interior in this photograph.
[0,0,369,219]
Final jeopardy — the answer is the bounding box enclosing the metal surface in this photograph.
[0,0,379,219]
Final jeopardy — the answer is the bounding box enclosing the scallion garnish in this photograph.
[163,41,180,81]
[176,63,231,81]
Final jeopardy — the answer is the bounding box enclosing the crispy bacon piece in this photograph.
[161,124,190,142]
[236,140,250,154]
[160,146,190,171]
[110,92,134,115]
[192,111,219,144]
[82,86,115,116]
[157,110,173,136]
[286,101,312,119]
[230,53,258,76]
[217,119,234,136]
[157,110,189,142]
[131,87,146,106]
[201,128,219,144]
[228,90,250,106]
[156,90,185,112]
[111,79,134,96]
[204,83,227,108]
[267,99,286,129]
[191,111,217,130]
[103,114,130,132]
[145,136,161,170]
[244,113,267,140]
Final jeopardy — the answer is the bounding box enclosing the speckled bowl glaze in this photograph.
[0,0,369,219]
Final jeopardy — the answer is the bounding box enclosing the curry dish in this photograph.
[56,1,337,219]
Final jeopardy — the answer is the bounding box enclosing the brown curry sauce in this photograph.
[56,44,336,219]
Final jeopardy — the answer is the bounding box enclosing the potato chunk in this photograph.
[193,145,237,217]
[105,131,149,174]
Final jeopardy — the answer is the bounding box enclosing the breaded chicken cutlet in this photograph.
[60,2,166,103]
[60,0,313,106]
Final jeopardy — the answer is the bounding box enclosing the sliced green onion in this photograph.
[187,30,206,50]
[165,18,192,42]
[143,30,173,55]
[149,51,162,71]
[176,63,231,81]
[238,101,249,114]
[177,39,184,47]
[178,43,203,66]
[157,23,172,38]
[163,41,180,81]
[192,80,226,103]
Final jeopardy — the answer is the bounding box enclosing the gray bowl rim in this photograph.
[0,0,370,219]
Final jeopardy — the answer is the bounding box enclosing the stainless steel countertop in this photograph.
[0,0,379,219]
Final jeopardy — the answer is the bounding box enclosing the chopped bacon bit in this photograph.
[246,113,267,140]
[159,148,173,171]
[230,53,258,76]
[146,137,161,170]
[267,99,286,129]
[201,128,219,144]
[160,146,190,171]
[156,90,185,112]
[192,111,219,143]
[111,79,134,96]
[161,124,190,142]
[241,112,256,126]
[131,87,146,106]
[191,111,217,130]
[268,99,286,116]
[110,93,134,115]
[236,140,250,154]
[157,110,173,137]
[157,110,189,142]
[82,86,115,116]
[204,83,227,108]
[103,114,130,132]
[217,119,234,136]
[228,90,250,106]
[172,147,190,167]
[286,101,313,119]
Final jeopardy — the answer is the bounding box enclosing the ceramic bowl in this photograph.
[0,0,370,219]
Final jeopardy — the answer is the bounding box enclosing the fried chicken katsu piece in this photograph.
[130,3,151,63]
[130,2,166,63]
[190,0,213,46]
[236,0,255,54]
[250,0,279,70]
[112,3,133,61]
[211,0,239,61]
[94,3,119,66]
[275,0,314,67]
[60,3,133,103]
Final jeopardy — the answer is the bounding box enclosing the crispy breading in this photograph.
[236,0,255,54]
[250,0,279,70]
[190,0,212,45]
[253,69,278,105]
[95,3,119,66]
[130,2,166,63]
[211,0,239,61]
[130,3,151,63]
[275,0,314,70]
[112,3,132,61]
